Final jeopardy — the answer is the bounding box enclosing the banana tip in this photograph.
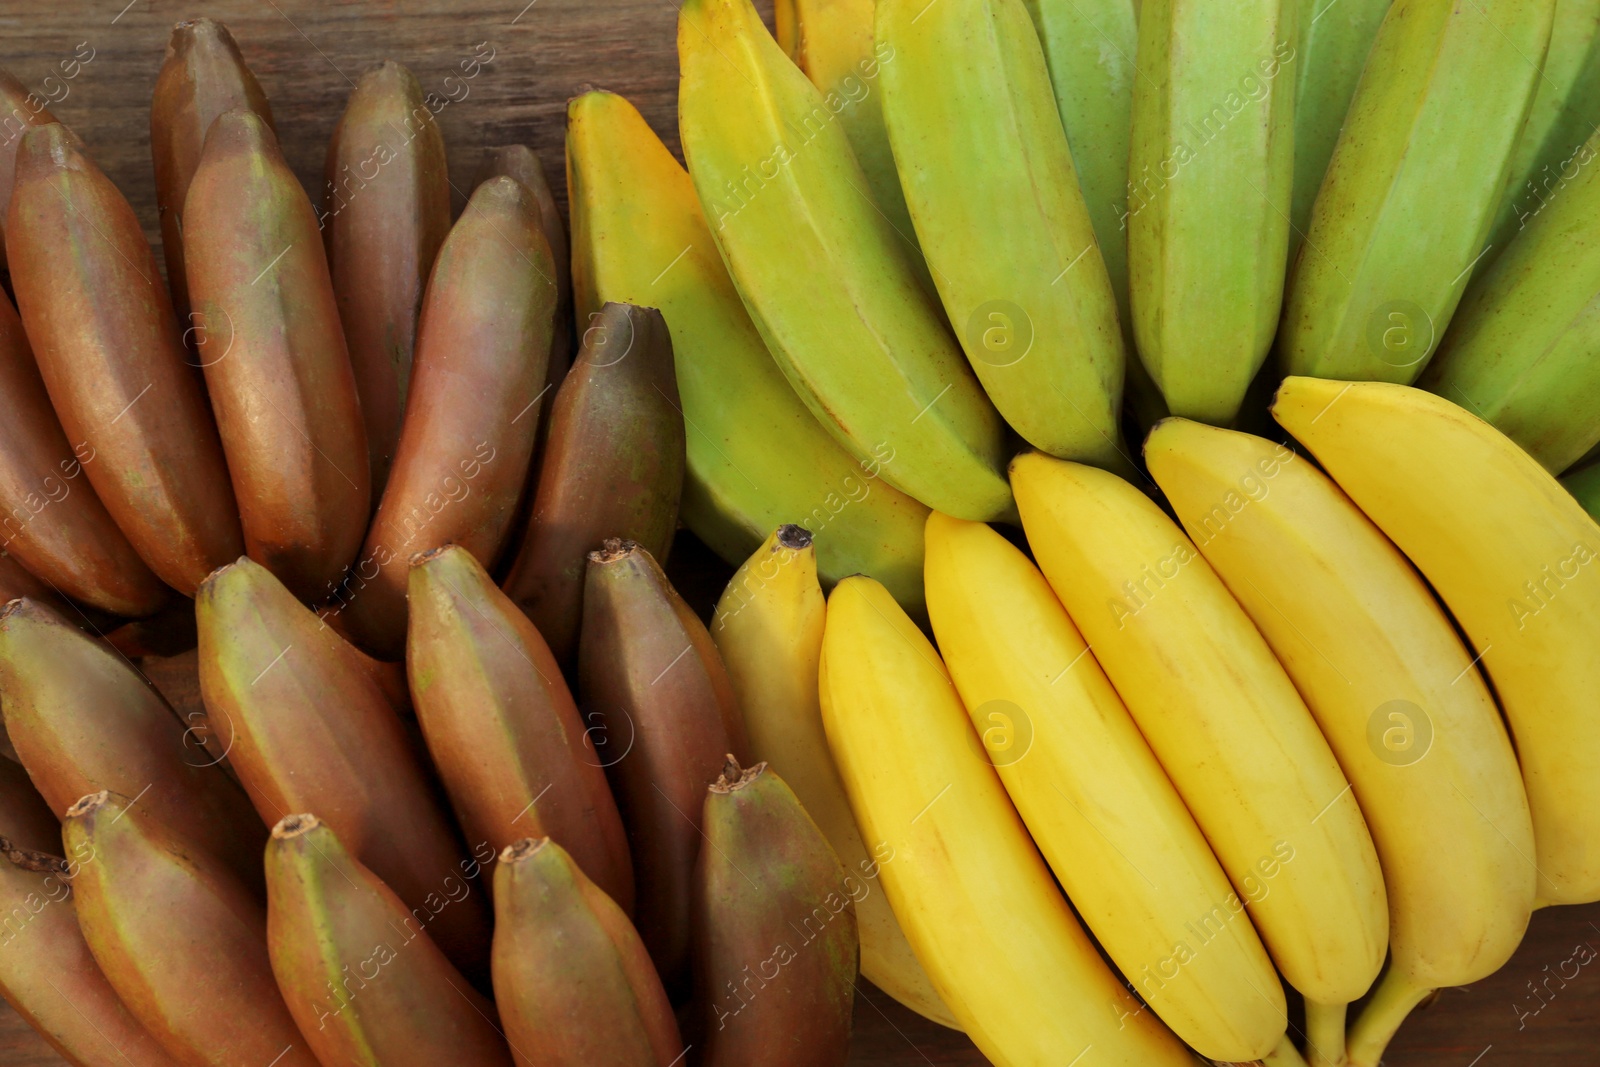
[588,538,639,565]
[65,791,112,819]
[775,524,813,550]
[272,813,322,839]
[710,755,766,793]
[500,836,550,865]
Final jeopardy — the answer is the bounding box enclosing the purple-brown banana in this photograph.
[407,544,633,909]
[695,758,856,1066]
[577,539,747,995]
[0,757,55,850]
[492,837,683,1066]
[266,814,514,1066]
[336,176,557,658]
[62,791,318,1067]
[501,302,684,666]
[196,556,494,982]
[0,598,264,888]
[5,123,243,595]
[0,292,169,617]
[149,17,274,323]
[184,109,370,601]
[0,68,59,265]
[325,60,450,498]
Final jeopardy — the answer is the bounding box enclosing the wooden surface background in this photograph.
[0,1,1597,1064]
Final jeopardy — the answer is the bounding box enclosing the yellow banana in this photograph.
[1484,0,1600,259]
[818,575,1192,1066]
[1146,418,1537,1067]
[1011,453,1388,1067]
[566,90,929,612]
[1273,377,1600,907]
[1279,0,1557,384]
[923,511,1290,1063]
[710,524,957,1029]
[877,0,1130,472]
[1128,0,1298,425]
[678,0,1012,522]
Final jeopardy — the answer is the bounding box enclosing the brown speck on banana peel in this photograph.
[0,598,265,892]
[196,555,495,984]
[406,543,634,912]
[578,541,747,998]
[501,301,685,668]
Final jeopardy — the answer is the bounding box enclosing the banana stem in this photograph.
[1262,1031,1311,1067]
[1346,969,1435,1067]
[1304,1000,1348,1067]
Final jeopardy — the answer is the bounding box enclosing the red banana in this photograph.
[0,67,59,264]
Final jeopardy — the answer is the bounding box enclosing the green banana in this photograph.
[1484,0,1600,259]
[1280,0,1557,383]
[877,0,1130,471]
[1418,123,1600,474]
[1289,0,1392,246]
[677,0,1012,521]
[1129,0,1298,426]
[1563,458,1600,519]
[565,90,929,611]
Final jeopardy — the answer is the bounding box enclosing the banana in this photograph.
[0,67,60,264]
[0,598,264,890]
[1273,376,1600,907]
[878,0,1130,470]
[493,837,684,1066]
[337,176,556,658]
[407,544,634,912]
[1128,0,1296,426]
[64,791,318,1067]
[1289,0,1392,247]
[324,60,451,498]
[695,758,857,1065]
[923,511,1290,1063]
[0,292,169,617]
[1417,124,1600,474]
[710,525,956,1028]
[1146,418,1537,1067]
[7,123,244,595]
[1484,0,1600,260]
[184,110,371,602]
[818,575,1192,1065]
[0,758,55,850]
[265,814,514,1067]
[772,0,932,293]
[578,539,749,996]
[677,0,1011,521]
[565,91,929,611]
[151,18,274,324]
[1279,0,1557,384]
[500,302,685,666]
[1563,458,1600,519]
[1010,453,1388,1066]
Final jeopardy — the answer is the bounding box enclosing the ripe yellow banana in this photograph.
[1146,418,1537,1067]
[678,0,1012,521]
[923,511,1291,1063]
[1417,124,1600,474]
[566,90,929,612]
[1279,0,1556,384]
[1011,453,1388,1067]
[1128,0,1297,425]
[818,575,1192,1066]
[1484,0,1600,260]
[710,524,958,1030]
[1273,376,1600,907]
[877,0,1130,472]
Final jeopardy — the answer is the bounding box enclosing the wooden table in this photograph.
[1,1,1597,1063]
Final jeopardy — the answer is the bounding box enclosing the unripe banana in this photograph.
[1147,418,1537,1067]
[1129,0,1297,425]
[1418,124,1600,473]
[710,525,955,1028]
[678,0,1011,521]
[923,512,1290,1063]
[878,0,1130,471]
[565,90,929,610]
[1010,453,1388,1066]
[1273,377,1600,907]
[1484,0,1600,260]
[818,575,1193,1066]
[1563,459,1600,519]
[1280,0,1557,384]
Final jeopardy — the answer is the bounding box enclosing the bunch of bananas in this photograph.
[3,0,1600,1065]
